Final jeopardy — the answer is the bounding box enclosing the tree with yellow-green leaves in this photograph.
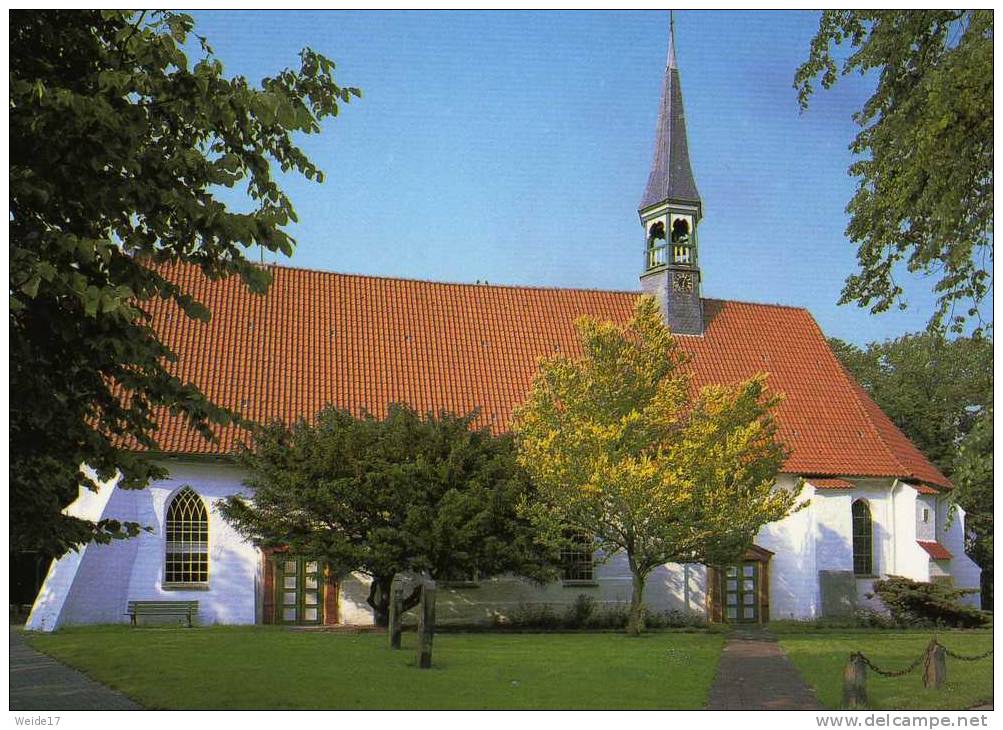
[512,296,803,634]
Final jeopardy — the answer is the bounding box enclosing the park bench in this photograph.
[126,600,198,627]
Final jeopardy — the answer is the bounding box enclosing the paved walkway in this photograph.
[707,627,821,710]
[9,629,140,711]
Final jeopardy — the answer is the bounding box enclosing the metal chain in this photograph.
[854,649,928,678]
[938,643,994,662]
[854,638,992,677]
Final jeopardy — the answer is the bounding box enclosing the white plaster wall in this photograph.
[121,460,260,625]
[27,468,121,631]
[891,483,929,582]
[916,495,937,541]
[937,501,982,607]
[339,557,707,627]
[758,476,815,619]
[29,460,260,630]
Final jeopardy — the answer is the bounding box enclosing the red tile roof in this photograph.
[808,478,855,490]
[910,482,940,495]
[138,262,951,489]
[917,541,953,560]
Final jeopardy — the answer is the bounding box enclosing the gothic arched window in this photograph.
[852,499,873,576]
[165,487,209,585]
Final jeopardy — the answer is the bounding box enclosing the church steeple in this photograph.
[638,12,704,336]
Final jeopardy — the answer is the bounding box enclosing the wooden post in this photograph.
[842,653,868,709]
[417,579,436,669]
[924,643,947,689]
[388,580,403,650]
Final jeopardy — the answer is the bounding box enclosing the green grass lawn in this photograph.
[777,628,993,710]
[25,626,725,710]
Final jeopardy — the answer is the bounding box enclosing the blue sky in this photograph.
[189,9,965,346]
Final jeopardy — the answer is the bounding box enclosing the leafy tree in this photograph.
[10,10,359,556]
[948,407,993,608]
[831,332,993,606]
[220,405,561,626]
[796,11,993,335]
[512,296,801,635]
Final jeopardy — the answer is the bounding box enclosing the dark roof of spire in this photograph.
[639,20,701,212]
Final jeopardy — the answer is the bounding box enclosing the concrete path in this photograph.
[707,627,821,710]
[9,629,141,711]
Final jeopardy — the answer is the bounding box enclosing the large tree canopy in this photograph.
[220,405,562,626]
[10,10,359,556]
[830,332,993,605]
[513,296,800,634]
[796,10,993,335]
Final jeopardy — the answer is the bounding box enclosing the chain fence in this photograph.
[853,637,993,677]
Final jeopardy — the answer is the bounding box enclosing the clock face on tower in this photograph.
[672,271,694,293]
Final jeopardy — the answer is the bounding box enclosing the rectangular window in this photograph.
[560,535,594,582]
[923,508,930,524]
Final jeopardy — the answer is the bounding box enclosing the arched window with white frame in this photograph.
[165,486,209,586]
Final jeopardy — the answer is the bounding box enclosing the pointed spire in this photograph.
[639,11,701,213]
[667,10,676,69]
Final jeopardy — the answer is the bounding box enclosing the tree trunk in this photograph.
[627,566,647,636]
[367,576,393,627]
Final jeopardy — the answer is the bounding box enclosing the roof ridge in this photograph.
[252,262,641,296]
[193,261,816,313]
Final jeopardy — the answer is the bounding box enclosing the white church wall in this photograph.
[339,555,708,627]
[123,460,259,625]
[890,483,929,582]
[27,468,122,631]
[937,501,982,607]
[915,494,937,542]
[28,460,260,631]
[757,476,815,619]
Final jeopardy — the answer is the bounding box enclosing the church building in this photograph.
[27,22,980,631]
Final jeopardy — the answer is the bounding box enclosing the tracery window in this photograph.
[852,499,873,576]
[165,487,209,585]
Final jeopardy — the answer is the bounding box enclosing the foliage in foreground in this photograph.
[796,10,993,335]
[513,296,801,635]
[25,627,724,710]
[221,405,562,625]
[870,576,989,629]
[10,10,359,555]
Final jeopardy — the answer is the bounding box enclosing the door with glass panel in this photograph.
[723,562,759,623]
[276,557,324,625]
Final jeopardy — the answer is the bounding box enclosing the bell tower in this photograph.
[638,13,704,335]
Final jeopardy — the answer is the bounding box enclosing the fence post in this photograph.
[388,580,402,650]
[842,653,868,709]
[924,642,947,689]
[417,579,436,669]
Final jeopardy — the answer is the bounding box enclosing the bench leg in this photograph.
[187,611,192,628]
[130,614,136,627]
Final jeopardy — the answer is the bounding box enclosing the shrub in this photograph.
[564,594,596,628]
[871,576,989,628]
[645,608,709,629]
[507,602,563,629]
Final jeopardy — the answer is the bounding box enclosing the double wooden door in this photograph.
[723,562,760,623]
[275,557,324,625]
